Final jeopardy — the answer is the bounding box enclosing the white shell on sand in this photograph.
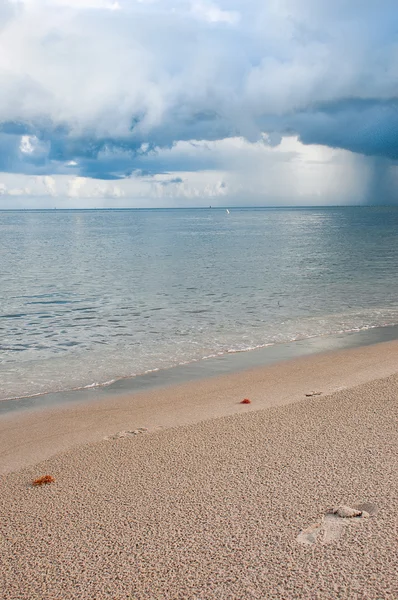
[330,505,363,518]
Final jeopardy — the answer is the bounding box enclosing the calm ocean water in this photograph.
[1,206,398,401]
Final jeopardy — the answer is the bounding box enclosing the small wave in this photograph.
[25,300,71,305]
[2,320,398,404]
[82,379,117,389]
[226,343,274,354]
[1,379,118,402]
[73,316,96,320]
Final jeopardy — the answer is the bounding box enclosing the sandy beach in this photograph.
[1,341,398,599]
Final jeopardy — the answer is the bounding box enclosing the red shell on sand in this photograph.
[241,398,251,404]
[32,475,55,486]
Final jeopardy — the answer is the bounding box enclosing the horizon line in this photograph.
[1,205,396,211]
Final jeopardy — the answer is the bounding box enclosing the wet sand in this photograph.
[1,341,398,598]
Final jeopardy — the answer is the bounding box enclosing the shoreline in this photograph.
[3,322,398,415]
[1,349,398,598]
[1,336,398,475]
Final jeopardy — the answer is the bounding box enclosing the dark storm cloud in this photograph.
[0,0,397,182]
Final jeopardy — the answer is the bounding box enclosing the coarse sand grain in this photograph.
[1,373,397,599]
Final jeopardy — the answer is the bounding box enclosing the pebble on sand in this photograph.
[240,398,251,404]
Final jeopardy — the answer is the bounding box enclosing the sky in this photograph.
[0,0,397,208]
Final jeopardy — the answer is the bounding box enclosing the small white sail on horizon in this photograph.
[226,209,230,214]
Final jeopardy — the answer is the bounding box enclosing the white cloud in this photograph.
[0,135,384,208]
[17,0,120,10]
[191,2,239,24]
[19,135,35,154]
[0,0,397,206]
[42,175,56,195]
[0,0,396,144]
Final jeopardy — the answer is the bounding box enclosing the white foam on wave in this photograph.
[226,343,274,354]
[66,321,398,397]
[82,379,117,389]
[2,318,398,404]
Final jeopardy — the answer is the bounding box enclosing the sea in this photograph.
[1,206,398,403]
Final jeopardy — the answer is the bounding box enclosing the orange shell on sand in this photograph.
[240,398,251,404]
[32,475,55,486]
